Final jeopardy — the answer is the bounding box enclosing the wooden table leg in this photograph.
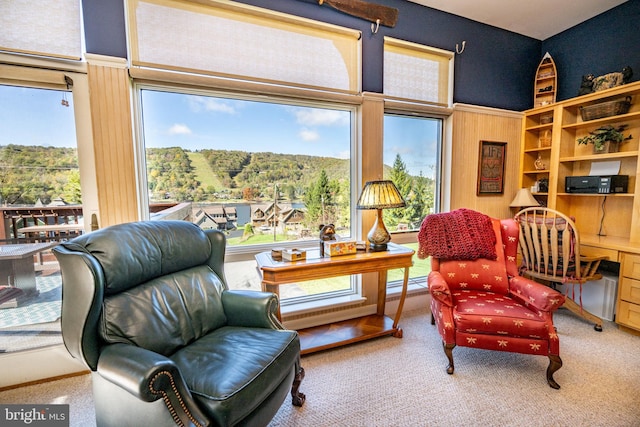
[377,270,388,316]
[393,267,410,330]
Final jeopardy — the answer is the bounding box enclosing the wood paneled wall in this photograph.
[449,104,523,219]
[87,63,139,227]
[360,93,385,300]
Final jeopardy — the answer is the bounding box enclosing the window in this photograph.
[128,0,361,93]
[136,86,356,302]
[383,37,454,107]
[383,113,443,289]
[381,37,451,291]
[383,114,441,228]
[0,82,80,347]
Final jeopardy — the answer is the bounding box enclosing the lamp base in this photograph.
[366,209,391,252]
[368,243,388,252]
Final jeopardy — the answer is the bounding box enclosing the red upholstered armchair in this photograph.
[419,209,566,389]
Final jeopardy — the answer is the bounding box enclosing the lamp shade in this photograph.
[357,180,406,209]
[509,188,540,208]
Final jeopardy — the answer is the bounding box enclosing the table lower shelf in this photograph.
[298,314,402,355]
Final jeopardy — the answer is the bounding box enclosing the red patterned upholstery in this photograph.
[425,213,566,389]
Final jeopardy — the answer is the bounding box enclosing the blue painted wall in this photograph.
[81,0,638,111]
[542,0,640,101]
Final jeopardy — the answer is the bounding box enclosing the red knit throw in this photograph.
[417,208,497,260]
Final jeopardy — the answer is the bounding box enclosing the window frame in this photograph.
[131,81,363,306]
[381,109,446,293]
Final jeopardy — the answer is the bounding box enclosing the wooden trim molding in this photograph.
[87,63,139,226]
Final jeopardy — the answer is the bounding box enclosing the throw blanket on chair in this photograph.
[417,208,497,260]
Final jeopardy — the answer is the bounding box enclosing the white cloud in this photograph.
[168,124,192,135]
[299,128,319,141]
[293,108,349,126]
[188,96,236,114]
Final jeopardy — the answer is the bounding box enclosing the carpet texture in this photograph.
[1,308,639,426]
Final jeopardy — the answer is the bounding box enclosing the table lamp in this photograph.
[356,180,406,252]
[509,188,540,210]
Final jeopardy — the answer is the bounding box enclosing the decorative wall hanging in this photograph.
[477,141,506,195]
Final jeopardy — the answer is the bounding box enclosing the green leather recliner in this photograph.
[53,220,305,427]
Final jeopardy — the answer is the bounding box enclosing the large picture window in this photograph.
[0,81,82,349]
[136,86,356,302]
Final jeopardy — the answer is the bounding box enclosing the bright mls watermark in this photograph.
[0,405,69,426]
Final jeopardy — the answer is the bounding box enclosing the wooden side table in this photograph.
[255,242,414,354]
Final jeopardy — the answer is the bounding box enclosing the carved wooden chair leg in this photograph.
[291,365,306,406]
[546,355,562,389]
[444,343,455,374]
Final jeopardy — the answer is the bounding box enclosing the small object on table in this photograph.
[318,223,337,257]
[271,247,284,261]
[282,249,306,262]
[356,241,368,252]
[323,240,357,257]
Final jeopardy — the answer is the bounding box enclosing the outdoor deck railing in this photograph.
[0,202,188,244]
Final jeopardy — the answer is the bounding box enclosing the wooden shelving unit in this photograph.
[519,80,640,332]
[533,53,557,108]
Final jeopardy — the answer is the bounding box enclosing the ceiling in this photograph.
[406,0,628,40]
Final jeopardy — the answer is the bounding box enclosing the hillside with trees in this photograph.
[0,144,80,205]
[1,145,435,230]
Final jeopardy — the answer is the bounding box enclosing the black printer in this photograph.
[565,175,628,194]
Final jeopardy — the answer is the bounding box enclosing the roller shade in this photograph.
[384,37,453,107]
[128,0,361,94]
[0,0,82,60]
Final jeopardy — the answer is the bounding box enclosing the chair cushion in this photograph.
[452,290,549,339]
[171,326,299,426]
[100,265,227,355]
[436,219,509,294]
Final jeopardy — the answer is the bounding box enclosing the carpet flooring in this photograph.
[1,307,639,426]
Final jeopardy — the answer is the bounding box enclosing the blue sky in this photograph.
[0,85,77,148]
[1,85,439,178]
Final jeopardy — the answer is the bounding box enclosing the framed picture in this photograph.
[477,141,506,195]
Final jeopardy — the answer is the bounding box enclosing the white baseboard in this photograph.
[0,345,85,389]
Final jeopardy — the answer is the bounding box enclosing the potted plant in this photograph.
[577,124,633,153]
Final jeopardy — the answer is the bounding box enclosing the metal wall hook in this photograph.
[371,19,380,34]
[456,40,466,54]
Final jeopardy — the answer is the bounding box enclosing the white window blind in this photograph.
[0,0,82,60]
[128,0,361,94]
[383,37,453,107]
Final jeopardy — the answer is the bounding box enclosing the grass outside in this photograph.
[187,151,222,189]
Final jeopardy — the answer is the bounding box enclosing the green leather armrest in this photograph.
[222,290,283,329]
[98,343,185,402]
[98,343,209,426]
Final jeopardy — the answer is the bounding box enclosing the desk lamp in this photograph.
[509,188,540,212]
[357,180,406,252]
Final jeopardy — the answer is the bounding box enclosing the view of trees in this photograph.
[1,144,434,231]
[384,154,435,229]
[0,144,80,205]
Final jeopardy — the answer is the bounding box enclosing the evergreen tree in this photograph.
[385,154,412,228]
[405,172,427,227]
[304,169,335,228]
